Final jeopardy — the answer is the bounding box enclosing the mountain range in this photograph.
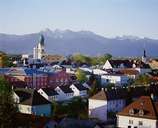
[0,28,158,57]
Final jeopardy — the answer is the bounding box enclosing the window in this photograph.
[139,121,143,126]
[129,120,133,124]
[139,109,144,116]
[129,108,134,115]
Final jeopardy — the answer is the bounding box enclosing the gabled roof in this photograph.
[118,69,139,75]
[41,88,59,96]
[108,59,150,69]
[72,83,87,91]
[134,61,150,69]
[108,60,133,68]
[90,88,128,101]
[14,88,51,106]
[58,86,74,93]
[117,96,158,120]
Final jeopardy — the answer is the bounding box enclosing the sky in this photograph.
[0,0,158,39]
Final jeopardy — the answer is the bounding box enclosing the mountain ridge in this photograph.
[0,29,158,57]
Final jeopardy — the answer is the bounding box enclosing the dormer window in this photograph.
[139,109,144,116]
[129,108,134,115]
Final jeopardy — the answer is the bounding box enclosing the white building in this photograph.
[89,88,126,122]
[54,86,74,101]
[92,69,107,75]
[103,59,133,71]
[70,83,88,97]
[103,59,151,75]
[38,88,59,102]
[13,88,51,116]
[33,35,45,60]
[101,74,129,86]
[117,96,158,128]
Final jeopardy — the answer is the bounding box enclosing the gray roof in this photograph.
[15,88,51,105]
[42,88,59,96]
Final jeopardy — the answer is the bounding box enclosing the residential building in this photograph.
[101,74,129,86]
[38,88,59,102]
[13,88,51,116]
[70,83,88,97]
[117,96,158,128]
[54,86,74,101]
[89,88,127,121]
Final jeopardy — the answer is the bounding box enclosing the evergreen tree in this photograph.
[0,76,17,128]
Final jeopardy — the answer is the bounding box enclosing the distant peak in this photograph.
[115,35,141,40]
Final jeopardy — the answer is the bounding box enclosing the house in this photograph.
[70,83,88,97]
[13,88,51,116]
[103,59,151,74]
[133,61,151,74]
[38,88,59,102]
[54,86,74,101]
[5,68,48,89]
[89,88,127,122]
[117,96,158,128]
[48,70,74,86]
[101,74,129,86]
[149,59,158,69]
[92,69,107,75]
[118,69,139,79]
[103,60,133,71]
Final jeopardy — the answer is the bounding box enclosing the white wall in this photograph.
[103,60,112,70]
[101,75,129,86]
[18,104,32,114]
[89,99,107,121]
[117,115,157,128]
[55,86,73,101]
[18,104,51,116]
[38,89,49,100]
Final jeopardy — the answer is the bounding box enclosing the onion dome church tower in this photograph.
[33,34,45,60]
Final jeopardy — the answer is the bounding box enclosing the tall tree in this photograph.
[75,69,88,83]
[0,76,17,128]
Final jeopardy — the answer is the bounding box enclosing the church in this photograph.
[33,34,45,60]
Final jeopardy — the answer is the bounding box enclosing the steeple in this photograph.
[143,49,146,58]
[39,34,44,47]
[142,48,147,63]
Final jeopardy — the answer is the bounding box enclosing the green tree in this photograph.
[1,53,15,67]
[76,69,88,83]
[0,76,17,127]
[134,75,151,86]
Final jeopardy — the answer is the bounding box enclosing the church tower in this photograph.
[33,34,45,60]
[142,49,147,63]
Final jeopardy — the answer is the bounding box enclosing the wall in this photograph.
[89,99,107,121]
[32,104,51,116]
[18,104,51,116]
[117,115,157,128]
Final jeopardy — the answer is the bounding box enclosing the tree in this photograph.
[0,76,17,127]
[134,75,151,86]
[1,53,15,67]
[75,69,88,83]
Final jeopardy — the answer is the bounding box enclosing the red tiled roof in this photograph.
[118,69,139,75]
[117,96,158,120]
